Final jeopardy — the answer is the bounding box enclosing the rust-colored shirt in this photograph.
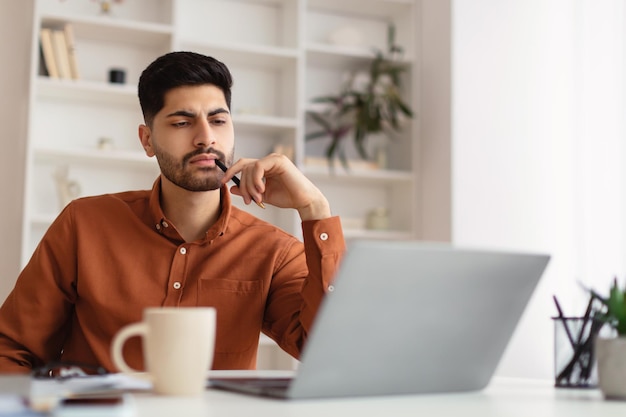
[0,178,345,373]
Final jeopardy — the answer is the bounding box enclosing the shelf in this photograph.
[234,0,295,6]
[233,114,298,134]
[41,13,173,47]
[307,0,415,19]
[306,42,413,69]
[302,165,414,185]
[306,43,376,69]
[178,40,298,70]
[37,77,137,105]
[34,147,159,170]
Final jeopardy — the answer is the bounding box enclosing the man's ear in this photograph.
[138,124,155,157]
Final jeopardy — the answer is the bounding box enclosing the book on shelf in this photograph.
[39,28,59,79]
[63,23,80,80]
[51,29,72,80]
[38,44,49,77]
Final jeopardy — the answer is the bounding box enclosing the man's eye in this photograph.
[172,121,189,127]
[211,119,226,125]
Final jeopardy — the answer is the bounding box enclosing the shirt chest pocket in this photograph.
[196,278,265,353]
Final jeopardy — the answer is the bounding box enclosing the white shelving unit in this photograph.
[23,0,419,369]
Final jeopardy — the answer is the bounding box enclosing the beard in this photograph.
[154,146,234,192]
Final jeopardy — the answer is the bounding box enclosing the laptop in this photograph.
[210,240,550,399]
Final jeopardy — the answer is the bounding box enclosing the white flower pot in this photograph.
[596,337,626,399]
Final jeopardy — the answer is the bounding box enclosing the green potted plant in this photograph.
[589,278,626,399]
[306,25,414,169]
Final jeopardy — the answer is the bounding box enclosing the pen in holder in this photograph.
[553,315,607,388]
[552,293,618,388]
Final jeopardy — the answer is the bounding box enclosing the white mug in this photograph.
[111,307,216,396]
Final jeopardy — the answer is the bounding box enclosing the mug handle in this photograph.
[111,322,147,374]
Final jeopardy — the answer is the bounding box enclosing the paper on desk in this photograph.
[0,394,43,416]
[29,373,151,412]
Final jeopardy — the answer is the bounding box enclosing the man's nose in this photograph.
[193,119,215,148]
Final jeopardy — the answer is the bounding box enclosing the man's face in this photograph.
[140,84,235,192]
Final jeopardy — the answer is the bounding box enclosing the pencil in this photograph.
[215,159,266,209]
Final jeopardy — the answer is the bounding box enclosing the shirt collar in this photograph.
[148,176,232,243]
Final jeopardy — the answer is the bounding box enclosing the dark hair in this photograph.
[138,51,233,126]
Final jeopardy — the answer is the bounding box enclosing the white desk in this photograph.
[1,373,623,416]
[135,376,622,417]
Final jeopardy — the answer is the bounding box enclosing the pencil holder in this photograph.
[552,316,609,388]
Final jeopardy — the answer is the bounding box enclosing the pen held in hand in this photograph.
[214,159,265,209]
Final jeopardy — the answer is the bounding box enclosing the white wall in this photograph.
[452,0,626,379]
[0,1,32,300]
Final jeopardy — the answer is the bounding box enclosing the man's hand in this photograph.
[220,153,332,221]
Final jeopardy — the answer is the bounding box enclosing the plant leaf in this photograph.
[305,131,330,141]
[308,112,333,133]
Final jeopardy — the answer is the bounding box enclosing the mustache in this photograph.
[183,147,226,165]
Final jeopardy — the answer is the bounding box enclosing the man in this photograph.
[0,51,345,373]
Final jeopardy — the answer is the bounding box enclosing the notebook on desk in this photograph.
[210,240,550,400]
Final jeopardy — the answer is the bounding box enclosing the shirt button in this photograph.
[173,282,181,290]
[179,247,187,255]
[319,232,329,241]
[162,221,169,228]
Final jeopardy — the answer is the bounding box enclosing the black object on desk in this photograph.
[552,296,607,388]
